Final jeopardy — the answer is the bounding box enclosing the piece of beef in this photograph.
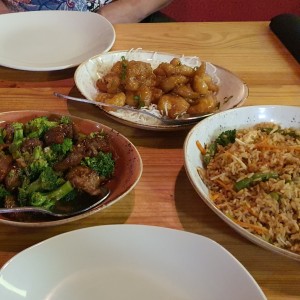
[44,123,74,146]
[79,134,112,157]
[3,123,14,144]
[0,154,13,182]
[20,138,43,154]
[0,144,9,151]
[5,165,22,191]
[54,134,111,172]
[4,195,18,208]
[66,165,104,196]
[54,151,84,172]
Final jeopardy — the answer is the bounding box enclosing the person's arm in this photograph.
[99,0,173,24]
[0,0,9,13]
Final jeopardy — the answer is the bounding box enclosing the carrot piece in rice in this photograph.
[234,219,269,234]
[196,140,206,155]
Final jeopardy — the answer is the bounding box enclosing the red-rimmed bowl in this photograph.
[0,110,143,227]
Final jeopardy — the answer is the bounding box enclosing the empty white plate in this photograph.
[0,225,266,299]
[0,11,115,71]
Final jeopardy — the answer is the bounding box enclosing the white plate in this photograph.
[184,105,300,261]
[0,11,115,71]
[0,225,266,300]
[74,50,248,131]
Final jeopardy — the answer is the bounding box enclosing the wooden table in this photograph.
[0,21,299,299]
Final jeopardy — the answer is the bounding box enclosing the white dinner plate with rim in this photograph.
[0,11,115,71]
[184,105,300,261]
[0,225,266,300]
[74,49,249,131]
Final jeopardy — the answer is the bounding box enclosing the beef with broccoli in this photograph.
[0,115,115,212]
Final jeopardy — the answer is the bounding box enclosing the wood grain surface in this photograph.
[0,21,299,299]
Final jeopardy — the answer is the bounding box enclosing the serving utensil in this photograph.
[0,186,110,218]
[54,92,213,125]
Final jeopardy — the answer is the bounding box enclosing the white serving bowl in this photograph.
[184,105,300,260]
[74,49,248,131]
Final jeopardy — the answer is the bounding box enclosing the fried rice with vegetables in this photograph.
[197,122,300,254]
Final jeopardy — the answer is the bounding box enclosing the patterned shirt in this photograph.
[2,0,114,13]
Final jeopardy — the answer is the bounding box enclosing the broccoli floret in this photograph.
[88,131,105,139]
[42,138,73,166]
[27,167,64,194]
[18,167,64,205]
[18,175,30,206]
[29,181,74,209]
[8,123,24,159]
[203,129,236,166]
[59,116,72,124]
[60,188,77,202]
[50,138,73,156]
[26,146,49,180]
[215,129,236,147]
[27,159,48,180]
[0,184,10,202]
[12,122,24,142]
[81,151,115,178]
[24,116,58,139]
[43,147,60,166]
[0,184,10,207]
[0,128,5,144]
[0,184,10,198]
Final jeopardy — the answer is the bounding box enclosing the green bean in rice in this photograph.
[198,122,300,254]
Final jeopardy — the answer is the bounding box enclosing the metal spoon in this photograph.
[54,92,213,125]
[0,186,110,218]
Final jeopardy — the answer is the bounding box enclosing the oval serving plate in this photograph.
[0,11,115,71]
[74,49,249,131]
[0,225,266,300]
[184,105,300,261]
[0,111,142,227]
